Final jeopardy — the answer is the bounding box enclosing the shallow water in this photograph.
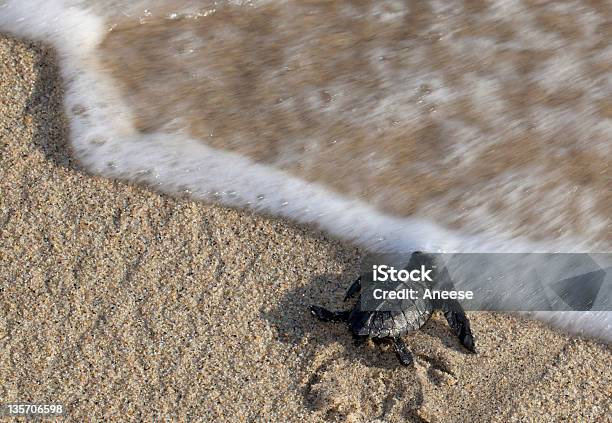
[99,0,612,247]
[1,0,611,339]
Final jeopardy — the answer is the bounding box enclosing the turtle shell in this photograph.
[348,291,433,338]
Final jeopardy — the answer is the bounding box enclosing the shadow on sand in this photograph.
[261,269,475,422]
[23,40,81,171]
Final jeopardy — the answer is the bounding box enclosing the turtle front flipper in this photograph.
[392,337,414,366]
[343,276,362,301]
[441,300,477,353]
[309,305,350,322]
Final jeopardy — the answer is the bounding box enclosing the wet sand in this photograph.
[1,36,611,422]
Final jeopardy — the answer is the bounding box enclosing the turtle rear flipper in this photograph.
[392,337,414,366]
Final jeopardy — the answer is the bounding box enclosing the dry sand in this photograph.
[0,36,610,422]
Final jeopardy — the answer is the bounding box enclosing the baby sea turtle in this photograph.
[310,252,477,366]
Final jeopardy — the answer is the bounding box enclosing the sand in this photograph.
[0,36,610,422]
